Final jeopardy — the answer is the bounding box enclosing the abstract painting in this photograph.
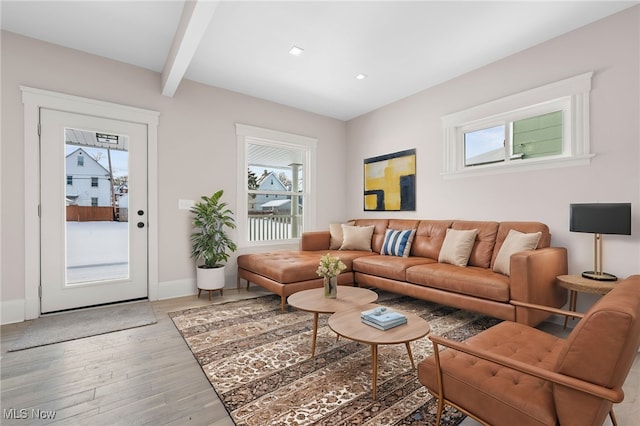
[363,148,416,211]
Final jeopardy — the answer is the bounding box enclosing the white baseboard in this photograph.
[1,299,25,325]
[157,272,238,301]
[157,279,197,300]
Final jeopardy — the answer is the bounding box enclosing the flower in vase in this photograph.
[316,253,346,278]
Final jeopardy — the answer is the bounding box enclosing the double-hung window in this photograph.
[443,72,593,177]
[236,124,317,247]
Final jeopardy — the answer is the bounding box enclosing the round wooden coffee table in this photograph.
[328,303,430,400]
[287,286,378,357]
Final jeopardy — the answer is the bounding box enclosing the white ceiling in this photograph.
[1,1,637,120]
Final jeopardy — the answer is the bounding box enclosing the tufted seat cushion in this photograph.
[419,321,565,426]
[353,255,435,281]
[237,250,373,284]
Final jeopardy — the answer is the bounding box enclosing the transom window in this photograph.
[464,110,563,167]
[236,124,317,247]
[443,72,593,177]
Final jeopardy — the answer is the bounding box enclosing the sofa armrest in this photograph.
[509,247,568,326]
[299,231,331,251]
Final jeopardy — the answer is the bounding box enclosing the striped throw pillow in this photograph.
[380,229,416,257]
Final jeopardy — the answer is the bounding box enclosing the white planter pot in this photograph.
[196,265,225,300]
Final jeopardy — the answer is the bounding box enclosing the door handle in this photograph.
[137,222,145,228]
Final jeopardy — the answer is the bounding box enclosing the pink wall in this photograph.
[1,6,638,321]
[346,7,639,284]
[0,31,347,309]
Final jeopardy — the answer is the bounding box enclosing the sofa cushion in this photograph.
[493,230,541,276]
[381,228,416,257]
[354,255,435,281]
[406,263,510,302]
[340,225,375,251]
[452,221,499,268]
[438,228,478,266]
[353,219,389,253]
[491,222,551,267]
[237,250,373,283]
[329,221,356,249]
[411,220,452,258]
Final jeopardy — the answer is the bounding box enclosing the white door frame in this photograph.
[21,86,159,320]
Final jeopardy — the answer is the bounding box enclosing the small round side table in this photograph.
[556,274,618,328]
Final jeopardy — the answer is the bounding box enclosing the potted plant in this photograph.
[190,190,237,299]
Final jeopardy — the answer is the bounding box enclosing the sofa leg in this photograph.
[281,296,286,313]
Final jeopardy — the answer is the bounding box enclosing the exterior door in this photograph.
[40,109,148,313]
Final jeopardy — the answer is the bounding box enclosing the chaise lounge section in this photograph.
[237,218,568,326]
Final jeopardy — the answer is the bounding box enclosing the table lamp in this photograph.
[569,203,631,281]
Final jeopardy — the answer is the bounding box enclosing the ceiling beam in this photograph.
[161,0,219,97]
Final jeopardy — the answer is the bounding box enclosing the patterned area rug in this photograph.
[170,292,501,426]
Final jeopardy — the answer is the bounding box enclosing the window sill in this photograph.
[441,154,594,179]
[238,239,300,250]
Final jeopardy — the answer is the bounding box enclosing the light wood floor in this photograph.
[1,288,638,425]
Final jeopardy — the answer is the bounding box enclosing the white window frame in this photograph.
[442,72,594,178]
[236,123,317,248]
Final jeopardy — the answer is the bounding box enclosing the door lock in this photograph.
[137,222,145,228]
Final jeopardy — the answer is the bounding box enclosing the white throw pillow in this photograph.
[438,228,478,266]
[493,230,542,276]
[340,225,375,251]
[329,221,355,249]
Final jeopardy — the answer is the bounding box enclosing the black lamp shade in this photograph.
[570,203,631,235]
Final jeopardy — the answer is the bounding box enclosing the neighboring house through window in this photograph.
[442,72,593,177]
[236,124,317,247]
[65,147,111,206]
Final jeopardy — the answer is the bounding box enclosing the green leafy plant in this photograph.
[190,190,237,268]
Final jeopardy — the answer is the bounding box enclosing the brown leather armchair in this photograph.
[418,274,640,426]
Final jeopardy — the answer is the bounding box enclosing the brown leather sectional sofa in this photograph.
[237,218,568,326]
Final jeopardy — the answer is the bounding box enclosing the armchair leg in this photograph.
[435,397,444,426]
[609,408,617,426]
[433,342,445,426]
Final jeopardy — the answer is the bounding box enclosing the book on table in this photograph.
[361,307,407,330]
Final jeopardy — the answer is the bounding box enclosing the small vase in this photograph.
[324,276,337,298]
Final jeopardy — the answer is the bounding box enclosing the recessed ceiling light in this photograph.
[289,46,304,56]
[356,73,367,80]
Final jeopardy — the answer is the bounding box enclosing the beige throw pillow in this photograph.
[438,228,478,266]
[340,225,375,251]
[329,221,355,249]
[493,230,542,276]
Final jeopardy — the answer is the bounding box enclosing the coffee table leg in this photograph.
[405,342,415,369]
[371,344,378,400]
[311,312,319,357]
